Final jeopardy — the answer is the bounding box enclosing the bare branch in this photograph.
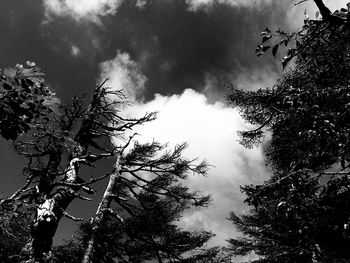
[55,172,110,188]
[0,175,36,206]
[120,133,138,156]
[294,0,309,6]
[63,212,84,222]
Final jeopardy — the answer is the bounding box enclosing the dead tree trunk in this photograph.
[21,158,88,263]
[12,84,154,262]
[82,159,121,263]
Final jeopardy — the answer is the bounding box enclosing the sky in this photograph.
[0,0,349,258]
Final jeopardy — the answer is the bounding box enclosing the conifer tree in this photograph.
[227,1,350,262]
[54,190,229,263]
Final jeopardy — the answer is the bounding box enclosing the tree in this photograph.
[80,141,212,263]
[0,62,57,141]
[0,69,214,262]
[228,170,350,262]
[0,202,35,263]
[0,62,59,260]
[54,190,229,263]
[227,1,350,262]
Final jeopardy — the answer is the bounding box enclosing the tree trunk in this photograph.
[82,161,120,263]
[313,0,332,20]
[20,158,86,263]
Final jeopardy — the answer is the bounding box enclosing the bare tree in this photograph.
[1,70,212,262]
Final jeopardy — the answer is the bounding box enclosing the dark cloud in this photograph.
[97,0,288,100]
[0,0,289,102]
[0,0,99,101]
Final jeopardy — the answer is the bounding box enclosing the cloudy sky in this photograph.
[0,0,348,254]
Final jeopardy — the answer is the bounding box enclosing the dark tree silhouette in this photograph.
[0,63,57,141]
[54,190,229,263]
[0,203,35,263]
[227,1,350,262]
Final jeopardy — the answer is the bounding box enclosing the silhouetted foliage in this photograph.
[228,170,350,262]
[0,63,57,140]
[54,191,229,263]
[0,203,34,263]
[228,1,350,262]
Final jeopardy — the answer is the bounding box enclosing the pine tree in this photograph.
[54,190,229,263]
[227,1,350,262]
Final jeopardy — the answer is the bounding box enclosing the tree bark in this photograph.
[20,158,86,263]
[82,160,121,263]
[313,0,332,20]
[313,0,346,24]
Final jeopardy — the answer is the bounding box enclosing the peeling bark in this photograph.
[20,158,86,263]
[23,189,77,262]
[14,85,154,262]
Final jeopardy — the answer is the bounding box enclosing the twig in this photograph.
[294,0,309,6]
[0,175,36,206]
[63,212,84,221]
[55,172,110,188]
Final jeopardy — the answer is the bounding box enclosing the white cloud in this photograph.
[202,72,222,103]
[136,0,148,9]
[286,0,350,30]
[233,67,280,91]
[186,0,273,12]
[42,0,123,22]
[202,67,280,104]
[99,52,269,247]
[99,51,147,102]
[322,0,350,11]
[121,89,269,246]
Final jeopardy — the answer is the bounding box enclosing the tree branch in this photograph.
[313,0,332,20]
[63,212,84,221]
[0,175,36,206]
